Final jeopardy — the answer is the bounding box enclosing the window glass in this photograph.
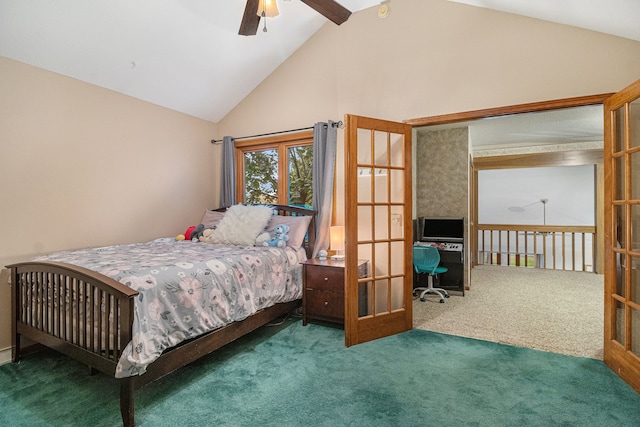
[244,149,278,204]
[288,145,313,207]
[237,133,313,206]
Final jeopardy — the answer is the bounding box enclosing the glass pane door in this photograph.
[344,115,413,346]
[604,79,640,394]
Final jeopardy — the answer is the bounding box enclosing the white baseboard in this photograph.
[0,347,12,366]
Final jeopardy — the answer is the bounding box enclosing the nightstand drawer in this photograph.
[302,258,368,327]
[304,265,344,293]
[305,289,344,320]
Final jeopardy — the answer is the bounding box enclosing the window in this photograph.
[235,131,313,207]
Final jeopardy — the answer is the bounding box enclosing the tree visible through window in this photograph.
[236,132,313,207]
[244,149,278,204]
[288,145,312,207]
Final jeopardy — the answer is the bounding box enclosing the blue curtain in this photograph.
[220,136,236,208]
[312,121,338,258]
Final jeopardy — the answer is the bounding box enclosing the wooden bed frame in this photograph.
[9,205,315,426]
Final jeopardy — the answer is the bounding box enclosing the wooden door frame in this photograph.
[405,94,612,127]
[405,93,612,276]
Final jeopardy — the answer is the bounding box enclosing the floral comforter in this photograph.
[35,238,306,378]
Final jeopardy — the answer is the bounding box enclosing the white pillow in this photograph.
[209,204,273,246]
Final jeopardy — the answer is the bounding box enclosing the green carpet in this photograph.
[1,319,639,426]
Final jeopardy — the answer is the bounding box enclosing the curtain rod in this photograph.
[210,120,343,144]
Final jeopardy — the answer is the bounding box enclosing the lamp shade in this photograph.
[330,225,345,251]
[257,0,279,18]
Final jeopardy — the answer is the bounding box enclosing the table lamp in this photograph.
[330,225,345,260]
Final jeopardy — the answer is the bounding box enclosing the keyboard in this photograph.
[414,241,463,252]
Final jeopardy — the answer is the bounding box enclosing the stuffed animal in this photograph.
[199,228,215,243]
[177,225,197,241]
[176,224,216,242]
[190,224,206,241]
[263,224,290,248]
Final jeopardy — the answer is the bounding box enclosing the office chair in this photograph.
[413,245,450,303]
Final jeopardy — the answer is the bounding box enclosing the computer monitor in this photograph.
[421,217,464,242]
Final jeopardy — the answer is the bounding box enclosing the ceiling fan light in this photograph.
[257,0,280,18]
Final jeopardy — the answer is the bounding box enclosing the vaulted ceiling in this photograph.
[1,1,638,123]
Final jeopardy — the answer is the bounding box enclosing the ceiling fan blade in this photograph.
[301,0,351,26]
[238,0,260,36]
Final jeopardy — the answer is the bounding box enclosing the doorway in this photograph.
[408,94,610,358]
[477,165,597,271]
[408,94,611,276]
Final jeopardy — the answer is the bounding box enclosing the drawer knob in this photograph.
[324,277,328,281]
[324,301,328,306]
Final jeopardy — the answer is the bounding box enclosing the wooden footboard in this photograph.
[10,261,138,375]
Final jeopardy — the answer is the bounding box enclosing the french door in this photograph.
[343,114,413,346]
[604,78,640,393]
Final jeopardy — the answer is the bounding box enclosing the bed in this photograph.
[9,204,315,426]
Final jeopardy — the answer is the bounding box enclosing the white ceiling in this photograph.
[448,0,640,43]
[471,105,605,149]
[1,0,639,123]
[422,104,605,149]
[0,0,379,122]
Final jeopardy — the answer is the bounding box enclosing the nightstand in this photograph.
[302,258,368,327]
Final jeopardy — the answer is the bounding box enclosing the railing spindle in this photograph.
[476,224,596,272]
[571,232,576,271]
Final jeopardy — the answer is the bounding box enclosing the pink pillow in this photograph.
[200,210,225,228]
[264,215,312,248]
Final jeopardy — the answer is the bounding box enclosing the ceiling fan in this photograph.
[239,0,352,36]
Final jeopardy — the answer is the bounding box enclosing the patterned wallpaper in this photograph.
[415,127,469,219]
[415,127,470,290]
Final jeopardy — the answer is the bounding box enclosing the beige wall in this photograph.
[0,57,219,353]
[219,0,640,137]
[218,0,640,225]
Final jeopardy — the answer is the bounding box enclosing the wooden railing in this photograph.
[477,224,597,272]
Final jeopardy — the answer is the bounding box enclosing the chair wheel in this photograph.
[413,290,418,297]
[439,299,445,303]
[445,294,450,298]
[420,298,426,302]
